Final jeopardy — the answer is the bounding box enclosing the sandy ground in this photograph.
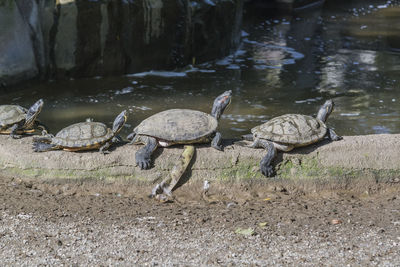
[0,176,399,266]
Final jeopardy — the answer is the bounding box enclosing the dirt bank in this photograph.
[1,133,399,265]
[0,176,399,265]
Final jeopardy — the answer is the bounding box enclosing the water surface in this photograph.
[2,0,400,138]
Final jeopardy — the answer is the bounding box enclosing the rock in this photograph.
[0,134,399,191]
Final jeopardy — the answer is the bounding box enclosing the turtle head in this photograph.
[211,90,232,120]
[25,99,44,128]
[317,99,334,122]
[112,110,127,134]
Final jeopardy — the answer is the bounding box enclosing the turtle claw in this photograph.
[328,128,342,141]
[137,160,147,169]
[136,152,151,170]
[139,161,150,170]
[214,145,223,151]
[32,141,55,152]
[331,134,343,141]
[32,142,40,152]
[261,164,275,177]
[332,135,343,141]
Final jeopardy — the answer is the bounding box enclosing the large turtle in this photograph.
[242,100,342,177]
[32,110,127,153]
[0,99,47,138]
[128,90,232,169]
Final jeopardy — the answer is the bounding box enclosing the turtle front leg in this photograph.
[112,135,123,143]
[241,134,254,141]
[34,121,50,135]
[32,141,57,152]
[99,136,123,154]
[99,142,112,154]
[252,138,277,177]
[9,124,21,139]
[211,132,223,151]
[327,128,342,141]
[135,135,158,170]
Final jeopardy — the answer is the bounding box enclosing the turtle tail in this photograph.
[32,141,56,152]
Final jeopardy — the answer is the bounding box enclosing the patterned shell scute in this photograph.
[134,109,218,141]
[252,114,327,145]
[0,105,27,126]
[53,122,113,147]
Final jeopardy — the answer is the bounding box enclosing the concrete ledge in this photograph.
[0,134,399,188]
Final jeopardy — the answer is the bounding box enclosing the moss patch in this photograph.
[276,156,400,182]
[276,157,322,179]
[1,166,139,182]
[218,161,264,181]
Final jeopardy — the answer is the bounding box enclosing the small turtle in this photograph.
[32,110,127,153]
[0,99,47,138]
[242,100,342,177]
[128,90,232,169]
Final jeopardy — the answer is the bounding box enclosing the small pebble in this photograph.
[226,202,237,208]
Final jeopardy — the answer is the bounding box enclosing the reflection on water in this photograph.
[1,0,400,138]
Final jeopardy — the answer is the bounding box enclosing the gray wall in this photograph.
[0,0,243,85]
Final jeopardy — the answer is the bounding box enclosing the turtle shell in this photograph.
[252,114,327,146]
[0,105,27,127]
[52,122,113,148]
[134,109,218,142]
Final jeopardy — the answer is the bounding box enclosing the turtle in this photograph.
[32,110,127,154]
[0,99,47,138]
[128,90,232,169]
[242,100,342,177]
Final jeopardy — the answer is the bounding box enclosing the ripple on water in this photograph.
[126,71,188,78]
[115,87,134,95]
[2,1,400,138]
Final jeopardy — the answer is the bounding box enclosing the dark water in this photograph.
[2,0,400,138]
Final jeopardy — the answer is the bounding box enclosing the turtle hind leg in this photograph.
[135,136,158,169]
[32,141,56,152]
[259,140,277,177]
[250,139,278,177]
[328,128,342,141]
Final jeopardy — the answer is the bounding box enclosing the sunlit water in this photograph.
[1,0,399,139]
